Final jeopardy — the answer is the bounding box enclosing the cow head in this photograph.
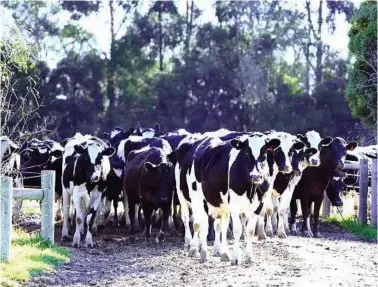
[326,172,347,207]
[20,139,64,186]
[143,158,175,204]
[103,127,134,147]
[318,137,358,170]
[297,130,322,166]
[134,123,160,138]
[74,142,115,183]
[231,135,281,185]
[265,132,305,175]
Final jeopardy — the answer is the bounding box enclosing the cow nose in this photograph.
[294,170,302,177]
[250,174,262,183]
[336,161,344,170]
[279,165,291,173]
[91,175,100,182]
[311,159,319,165]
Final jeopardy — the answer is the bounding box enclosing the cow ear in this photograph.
[103,132,110,140]
[305,148,318,157]
[144,162,157,172]
[231,139,247,150]
[154,123,160,136]
[346,141,358,151]
[61,138,70,147]
[167,151,177,166]
[125,128,135,138]
[51,149,63,159]
[135,123,142,135]
[293,141,305,151]
[296,134,310,148]
[102,147,116,157]
[319,136,333,147]
[265,138,281,151]
[74,144,87,154]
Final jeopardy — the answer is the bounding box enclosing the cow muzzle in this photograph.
[91,175,100,183]
[279,165,291,173]
[310,158,319,166]
[294,170,302,177]
[331,200,343,207]
[250,174,262,183]
[336,161,344,170]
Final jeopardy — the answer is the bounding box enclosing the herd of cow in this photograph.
[0,124,375,265]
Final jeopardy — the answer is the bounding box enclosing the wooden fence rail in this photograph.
[0,170,55,262]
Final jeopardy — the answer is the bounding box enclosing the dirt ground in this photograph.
[19,216,377,287]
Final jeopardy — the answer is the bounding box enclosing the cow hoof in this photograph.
[265,229,274,237]
[61,235,71,243]
[245,252,253,264]
[155,234,165,244]
[199,250,208,263]
[184,237,191,250]
[213,246,221,257]
[258,233,267,241]
[303,230,313,237]
[188,248,198,257]
[291,229,298,236]
[314,231,322,238]
[278,231,287,239]
[231,257,240,266]
[73,242,80,248]
[220,252,231,262]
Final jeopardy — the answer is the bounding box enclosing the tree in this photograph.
[346,1,377,130]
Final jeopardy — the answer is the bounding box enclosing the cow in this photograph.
[175,132,281,264]
[20,139,64,220]
[289,137,358,237]
[123,146,176,242]
[267,135,319,238]
[1,136,20,179]
[134,123,161,138]
[61,133,115,247]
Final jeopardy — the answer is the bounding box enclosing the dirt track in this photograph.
[21,220,377,287]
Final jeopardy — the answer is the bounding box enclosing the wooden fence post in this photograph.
[371,159,377,227]
[322,193,331,217]
[358,159,369,225]
[41,170,55,244]
[1,177,13,262]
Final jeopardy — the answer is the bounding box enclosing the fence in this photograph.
[0,170,55,262]
[322,159,377,227]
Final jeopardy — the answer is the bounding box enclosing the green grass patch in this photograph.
[0,228,71,287]
[325,214,377,241]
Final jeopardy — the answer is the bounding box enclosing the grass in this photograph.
[325,214,377,241]
[0,228,71,287]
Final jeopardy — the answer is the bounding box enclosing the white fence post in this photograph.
[322,193,331,217]
[1,177,13,262]
[41,170,55,244]
[358,159,369,225]
[371,159,377,227]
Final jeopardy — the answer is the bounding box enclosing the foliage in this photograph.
[325,214,377,241]
[2,0,375,143]
[0,228,71,286]
[346,1,377,130]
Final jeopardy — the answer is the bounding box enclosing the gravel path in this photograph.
[22,220,377,287]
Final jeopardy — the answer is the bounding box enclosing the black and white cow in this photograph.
[289,137,358,237]
[1,136,20,179]
[134,123,161,138]
[20,139,64,219]
[61,133,115,247]
[266,131,320,238]
[123,146,176,242]
[175,132,281,264]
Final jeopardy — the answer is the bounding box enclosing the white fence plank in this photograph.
[41,170,55,244]
[358,159,369,224]
[13,188,43,200]
[371,159,377,227]
[1,177,13,262]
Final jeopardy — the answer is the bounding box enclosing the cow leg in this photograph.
[180,202,191,250]
[55,196,63,222]
[313,197,323,237]
[97,197,111,228]
[257,212,267,240]
[300,199,313,237]
[141,200,153,243]
[128,202,136,234]
[61,189,71,242]
[188,203,202,257]
[123,191,130,227]
[245,214,259,263]
[213,218,222,256]
[156,203,170,244]
[198,210,209,263]
[220,213,231,262]
[207,215,215,241]
[289,199,298,235]
[72,187,86,248]
[113,199,119,227]
[271,195,279,233]
[85,190,102,248]
[230,209,242,265]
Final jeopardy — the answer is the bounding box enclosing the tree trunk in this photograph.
[315,0,323,85]
[158,7,163,72]
[107,0,116,127]
[184,0,194,62]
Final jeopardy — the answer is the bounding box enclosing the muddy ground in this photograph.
[18,215,377,287]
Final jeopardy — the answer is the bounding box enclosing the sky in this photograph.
[1,0,364,68]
